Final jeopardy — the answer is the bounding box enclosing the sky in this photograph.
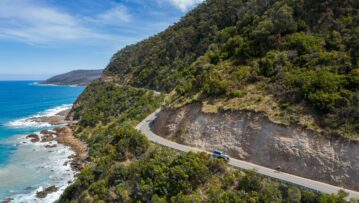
[0,0,203,80]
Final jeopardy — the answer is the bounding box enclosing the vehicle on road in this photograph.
[212,150,230,162]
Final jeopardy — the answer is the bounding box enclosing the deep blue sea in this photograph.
[0,81,84,201]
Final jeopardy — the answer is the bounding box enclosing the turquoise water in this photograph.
[0,81,84,201]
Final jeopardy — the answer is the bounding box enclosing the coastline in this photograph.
[54,126,88,172]
[2,107,87,202]
[31,82,85,88]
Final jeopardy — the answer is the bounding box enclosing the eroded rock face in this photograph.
[152,104,359,190]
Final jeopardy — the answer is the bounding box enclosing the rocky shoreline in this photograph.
[2,109,87,202]
[29,128,87,199]
[26,108,87,173]
[28,126,88,172]
[27,109,77,126]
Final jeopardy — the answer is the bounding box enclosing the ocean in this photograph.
[0,81,84,202]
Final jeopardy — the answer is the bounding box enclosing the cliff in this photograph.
[152,104,359,191]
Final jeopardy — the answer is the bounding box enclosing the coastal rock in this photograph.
[31,116,65,126]
[54,127,65,134]
[26,133,39,139]
[43,126,89,173]
[36,186,58,198]
[56,127,88,161]
[56,109,71,117]
[40,129,54,136]
[1,198,14,203]
[70,158,85,171]
[30,108,71,127]
[26,134,40,143]
[41,134,55,142]
[45,144,57,148]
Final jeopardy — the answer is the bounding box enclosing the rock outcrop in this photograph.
[26,134,40,143]
[36,186,58,198]
[152,104,359,190]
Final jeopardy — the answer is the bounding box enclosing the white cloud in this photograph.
[0,0,84,43]
[82,5,132,29]
[164,0,204,11]
[0,0,131,44]
[94,5,132,24]
[0,0,195,47]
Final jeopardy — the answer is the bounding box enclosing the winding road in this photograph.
[136,108,359,200]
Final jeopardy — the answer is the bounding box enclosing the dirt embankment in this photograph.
[152,104,359,191]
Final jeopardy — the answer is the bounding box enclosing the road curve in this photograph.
[136,108,359,200]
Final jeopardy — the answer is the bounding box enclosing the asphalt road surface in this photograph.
[136,108,359,200]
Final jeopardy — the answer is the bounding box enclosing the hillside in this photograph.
[60,82,348,202]
[59,0,358,202]
[41,69,102,86]
[104,0,359,139]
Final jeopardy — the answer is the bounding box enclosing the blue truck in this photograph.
[212,150,230,162]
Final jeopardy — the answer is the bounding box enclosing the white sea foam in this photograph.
[0,134,77,203]
[32,83,81,87]
[6,119,51,128]
[2,104,77,202]
[6,104,72,129]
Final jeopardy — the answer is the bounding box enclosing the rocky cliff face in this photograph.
[152,104,359,190]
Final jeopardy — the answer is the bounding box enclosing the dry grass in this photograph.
[201,84,323,133]
[163,83,359,137]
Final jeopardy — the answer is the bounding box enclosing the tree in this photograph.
[287,32,324,55]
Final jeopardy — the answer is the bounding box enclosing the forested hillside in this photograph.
[103,0,242,91]
[59,0,358,201]
[60,82,348,202]
[104,0,359,139]
[41,69,102,86]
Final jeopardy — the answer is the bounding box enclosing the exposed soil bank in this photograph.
[152,104,359,191]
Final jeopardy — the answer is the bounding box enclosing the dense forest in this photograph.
[60,82,348,202]
[104,0,358,139]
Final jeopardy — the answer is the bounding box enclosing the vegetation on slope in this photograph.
[60,82,348,202]
[104,0,243,91]
[59,0,359,201]
[104,0,359,138]
[68,81,163,139]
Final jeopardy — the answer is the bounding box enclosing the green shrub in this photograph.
[290,68,347,111]
[287,32,324,55]
[203,79,230,97]
[231,89,247,98]
[259,51,290,77]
